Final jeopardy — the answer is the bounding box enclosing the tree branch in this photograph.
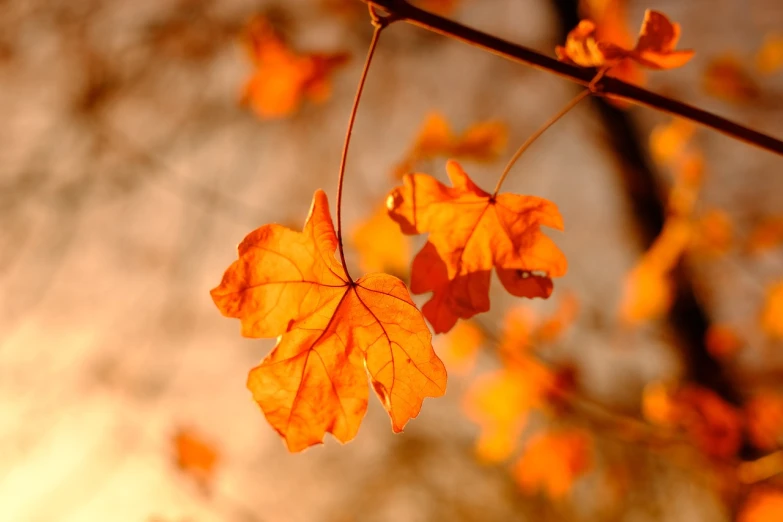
[361,0,783,157]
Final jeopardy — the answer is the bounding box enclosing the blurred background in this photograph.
[2,0,783,521]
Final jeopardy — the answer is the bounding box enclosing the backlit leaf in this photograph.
[211,190,446,451]
[352,202,411,278]
[387,160,567,333]
[557,9,694,71]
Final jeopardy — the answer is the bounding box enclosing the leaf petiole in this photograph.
[335,5,394,282]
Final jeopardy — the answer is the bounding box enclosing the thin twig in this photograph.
[336,7,390,282]
[493,89,590,196]
[361,0,783,157]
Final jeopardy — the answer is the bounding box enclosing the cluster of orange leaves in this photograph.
[461,296,589,499]
[643,382,783,464]
[240,15,349,119]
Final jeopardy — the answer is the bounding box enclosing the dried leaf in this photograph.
[387,160,567,333]
[352,202,411,278]
[240,16,349,119]
[557,9,694,71]
[211,190,446,451]
[761,281,783,340]
[513,430,592,499]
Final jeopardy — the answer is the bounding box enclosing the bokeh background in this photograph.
[2,0,783,521]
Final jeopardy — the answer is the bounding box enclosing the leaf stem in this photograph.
[492,89,590,197]
[363,0,783,157]
[336,7,391,282]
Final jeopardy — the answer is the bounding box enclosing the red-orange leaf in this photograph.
[211,190,447,451]
[386,161,567,334]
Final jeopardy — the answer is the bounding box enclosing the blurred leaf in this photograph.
[761,281,783,340]
[352,202,411,278]
[702,54,761,104]
[513,429,592,500]
[393,113,508,179]
[738,488,783,522]
[440,320,484,374]
[745,391,783,452]
[756,33,783,75]
[240,15,349,119]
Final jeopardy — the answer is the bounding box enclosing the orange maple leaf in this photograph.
[556,9,694,72]
[240,16,349,119]
[387,160,567,334]
[211,190,447,451]
[513,429,592,499]
[173,429,218,487]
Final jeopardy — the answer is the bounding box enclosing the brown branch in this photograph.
[361,0,783,157]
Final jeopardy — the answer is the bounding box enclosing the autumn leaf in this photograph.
[746,217,783,254]
[745,391,783,451]
[574,0,645,98]
[761,281,783,340]
[240,16,349,119]
[738,488,783,522]
[351,202,411,278]
[620,218,691,324]
[440,320,484,374]
[649,118,697,165]
[387,160,567,333]
[513,429,592,499]
[756,33,783,75]
[705,324,743,358]
[393,113,508,179]
[690,209,733,257]
[173,429,218,488]
[211,190,447,451]
[643,383,742,459]
[703,54,761,105]
[556,9,694,71]
[463,362,557,462]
